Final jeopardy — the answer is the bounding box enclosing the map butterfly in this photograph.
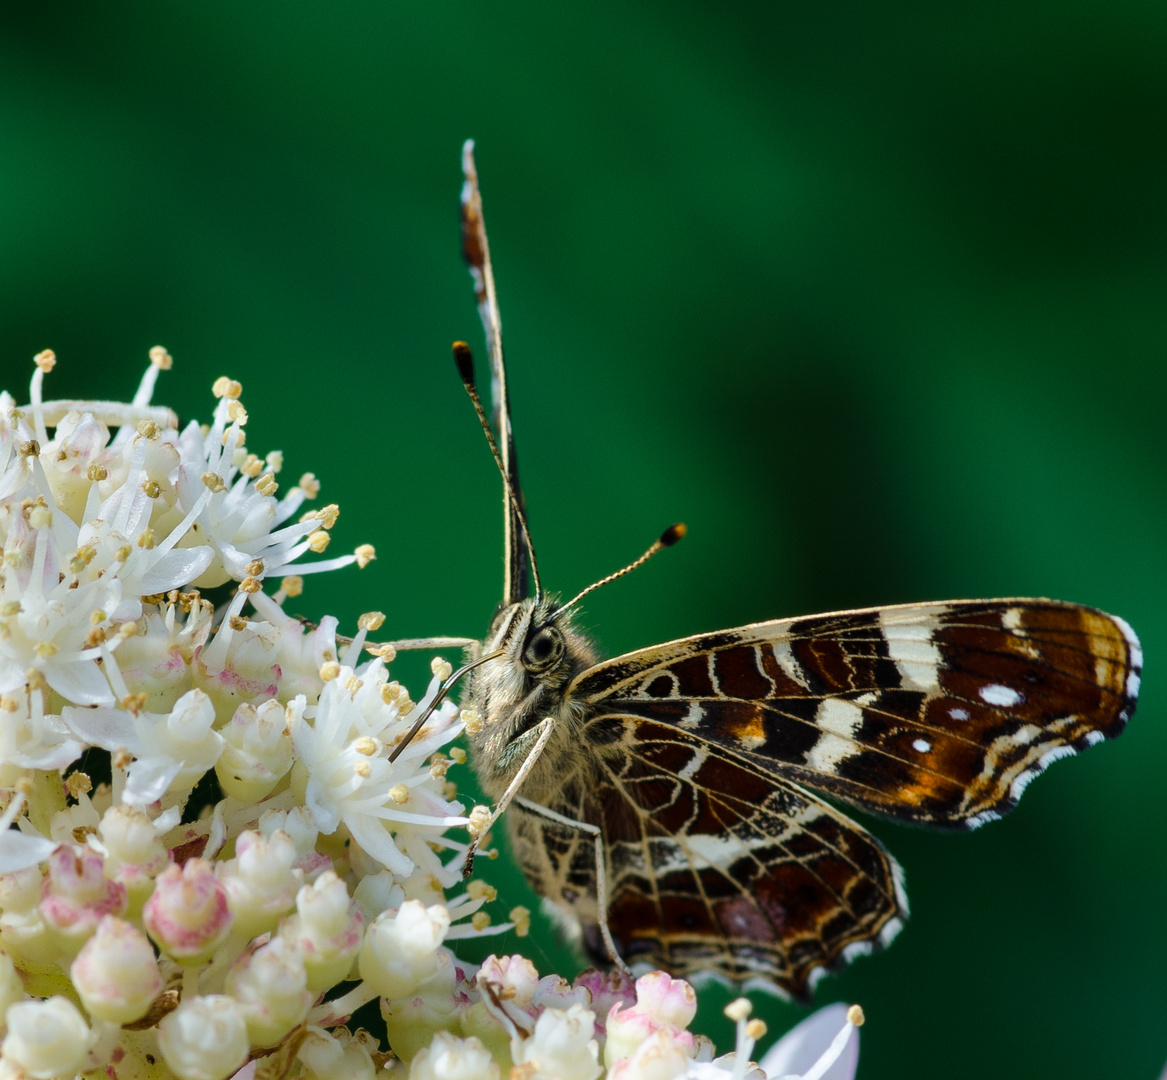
[439,142,1143,1000]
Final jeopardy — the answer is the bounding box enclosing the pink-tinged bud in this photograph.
[278,870,362,992]
[606,1029,693,1080]
[631,972,697,1029]
[605,1003,696,1069]
[476,954,540,1013]
[143,859,233,964]
[70,915,163,1024]
[359,900,450,1000]
[226,936,312,1048]
[157,994,249,1080]
[98,805,168,912]
[38,845,127,953]
[0,996,92,1079]
[215,700,293,802]
[514,1004,602,1080]
[219,829,300,939]
[573,968,634,1036]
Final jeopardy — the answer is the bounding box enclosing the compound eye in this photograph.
[522,625,565,673]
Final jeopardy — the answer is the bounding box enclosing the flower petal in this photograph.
[759,1003,858,1080]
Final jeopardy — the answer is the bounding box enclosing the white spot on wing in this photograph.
[806,698,864,771]
[678,746,708,781]
[949,707,970,721]
[879,612,941,690]
[771,640,811,690]
[980,684,1022,707]
[966,810,1001,829]
[912,738,931,753]
[1084,730,1104,747]
[1002,607,1024,630]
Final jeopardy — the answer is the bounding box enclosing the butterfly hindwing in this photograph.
[572,599,1140,828]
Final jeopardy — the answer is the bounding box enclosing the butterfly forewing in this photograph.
[572,599,1141,829]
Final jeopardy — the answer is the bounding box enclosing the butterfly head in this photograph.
[466,596,598,772]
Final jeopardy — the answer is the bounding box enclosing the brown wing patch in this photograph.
[587,716,905,1001]
[575,600,1140,828]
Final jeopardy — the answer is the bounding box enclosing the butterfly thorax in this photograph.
[465,596,601,804]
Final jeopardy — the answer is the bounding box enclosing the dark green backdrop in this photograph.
[1,3,1163,1076]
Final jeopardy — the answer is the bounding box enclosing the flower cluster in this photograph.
[0,354,862,1080]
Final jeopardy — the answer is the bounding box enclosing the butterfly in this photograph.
[433,141,1143,1001]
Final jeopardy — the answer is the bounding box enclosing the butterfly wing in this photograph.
[587,715,906,1000]
[572,599,1140,829]
[461,140,531,605]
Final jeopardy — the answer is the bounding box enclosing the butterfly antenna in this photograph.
[553,523,686,620]
[453,340,544,601]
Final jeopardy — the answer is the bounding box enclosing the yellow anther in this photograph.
[84,627,107,648]
[510,906,531,938]
[28,506,51,529]
[113,748,133,769]
[265,450,284,474]
[239,577,262,594]
[229,615,248,631]
[353,760,371,779]
[279,575,304,598]
[367,642,396,661]
[90,609,106,625]
[746,1019,767,1040]
[307,531,330,553]
[358,611,385,632]
[460,708,483,736]
[87,463,108,482]
[353,737,377,756]
[149,345,173,370]
[430,657,453,682]
[467,805,492,840]
[240,454,263,478]
[141,479,161,499]
[137,419,159,440]
[114,545,131,563]
[467,881,497,902]
[34,349,56,372]
[847,1005,865,1027]
[34,642,58,659]
[227,401,249,424]
[255,473,278,497]
[0,601,20,617]
[471,912,491,932]
[354,543,376,568]
[724,999,752,1022]
[201,472,227,493]
[388,784,409,804]
[298,473,320,499]
[245,560,265,577]
[121,693,148,715]
[137,528,157,549]
[320,661,341,683]
[449,747,467,765]
[19,440,40,458]
[212,376,243,400]
[65,771,92,798]
[429,757,450,780]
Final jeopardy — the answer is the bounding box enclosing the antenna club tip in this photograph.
[660,522,687,547]
[452,341,475,386]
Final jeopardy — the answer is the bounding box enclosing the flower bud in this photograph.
[606,1029,693,1080]
[70,915,162,1024]
[605,1004,695,1069]
[219,829,300,938]
[143,859,233,964]
[0,996,92,1080]
[0,949,25,1031]
[226,936,312,1047]
[514,1004,602,1080]
[298,1026,380,1080]
[380,949,460,1062]
[157,994,249,1080]
[408,1031,499,1080]
[278,870,362,992]
[98,804,168,911]
[215,700,293,802]
[38,845,127,953]
[630,972,697,1029]
[154,689,225,792]
[359,900,450,1000]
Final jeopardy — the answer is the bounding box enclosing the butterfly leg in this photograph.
[464,717,558,877]
[513,795,632,980]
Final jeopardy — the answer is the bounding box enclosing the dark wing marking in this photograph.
[461,140,530,604]
[584,716,905,1001]
[572,599,1140,828]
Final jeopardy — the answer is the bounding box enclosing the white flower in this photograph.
[288,658,466,879]
[157,994,249,1080]
[0,995,92,1080]
[359,899,451,1000]
[0,692,81,785]
[513,1003,603,1080]
[408,1031,500,1080]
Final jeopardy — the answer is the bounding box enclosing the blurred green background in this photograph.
[1,2,1164,1075]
